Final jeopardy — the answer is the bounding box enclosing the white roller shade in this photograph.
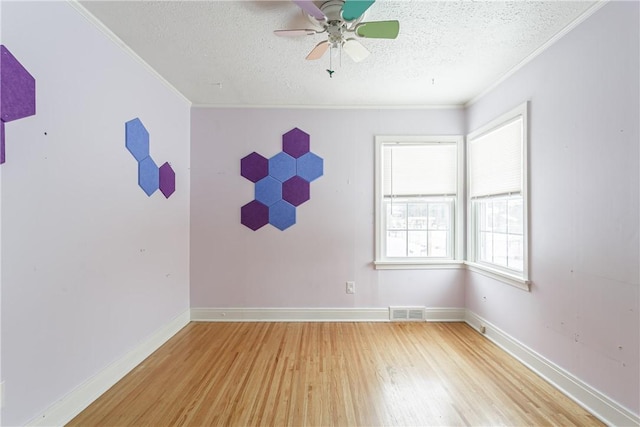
[383,143,457,197]
[469,117,523,198]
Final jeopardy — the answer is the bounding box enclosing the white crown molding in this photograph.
[190,103,465,110]
[26,310,191,427]
[464,310,639,427]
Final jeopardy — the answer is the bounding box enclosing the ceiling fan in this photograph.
[274,0,400,66]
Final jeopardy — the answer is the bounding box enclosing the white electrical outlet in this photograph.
[346,281,355,294]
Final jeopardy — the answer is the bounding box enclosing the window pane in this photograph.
[508,198,523,235]
[408,231,427,257]
[386,231,407,257]
[508,234,524,271]
[493,232,508,267]
[428,203,450,230]
[479,201,492,232]
[387,202,407,229]
[428,230,448,257]
[408,203,428,230]
[479,230,492,263]
[493,200,507,233]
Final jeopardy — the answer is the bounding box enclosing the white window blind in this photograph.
[383,143,457,197]
[469,117,523,198]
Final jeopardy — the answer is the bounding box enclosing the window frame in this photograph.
[466,102,530,290]
[374,135,464,270]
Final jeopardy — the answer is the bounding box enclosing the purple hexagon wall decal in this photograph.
[138,156,159,196]
[1,45,36,164]
[269,200,296,230]
[241,200,269,231]
[297,152,324,182]
[255,176,282,206]
[241,152,268,183]
[159,162,176,198]
[282,127,310,159]
[282,176,310,207]
[269,152,296,182]
[125,118,150,162]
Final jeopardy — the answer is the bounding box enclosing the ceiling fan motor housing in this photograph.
[308,0,366,26]
[310,0,366,47]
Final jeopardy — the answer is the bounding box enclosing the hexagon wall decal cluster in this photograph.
[241,127,323,231]
[0,45,36,164]
[125,117,175,198]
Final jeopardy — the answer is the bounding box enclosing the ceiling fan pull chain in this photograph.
[327,45,335,78]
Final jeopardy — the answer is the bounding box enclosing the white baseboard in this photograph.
[190,307,467,323]
[27,309,191,427]
[425,307,466,322]
[464,310,639,427]
[191,307,390,322]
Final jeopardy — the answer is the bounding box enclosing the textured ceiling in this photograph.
[78,0,598,107]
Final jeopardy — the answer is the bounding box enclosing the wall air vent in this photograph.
[389,306,426,322]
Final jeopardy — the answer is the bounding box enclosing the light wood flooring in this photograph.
[68,322,603,426]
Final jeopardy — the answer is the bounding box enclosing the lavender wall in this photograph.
[190,108,466,309]
[1,2,190,425]
[465,1,639,415]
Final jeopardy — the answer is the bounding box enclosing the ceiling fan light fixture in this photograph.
[343,38,370,63]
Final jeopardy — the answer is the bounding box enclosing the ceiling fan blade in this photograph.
[342,0,375,21]
[355,20,400,39]
[274,29,318,36]
[293,0,326,21]
[342,38,370,62]
[306,41,329,60]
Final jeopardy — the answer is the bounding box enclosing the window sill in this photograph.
[373,260,465,270]
[372,260,531,292]
[464,262,530,291]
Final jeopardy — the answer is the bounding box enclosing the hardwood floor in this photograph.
[68,322,603,426]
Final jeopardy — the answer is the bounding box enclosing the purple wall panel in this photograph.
[0,44,36,164]
[0,45,36,122]
[159,162,176,198]
[282,127,310,158]
[241,200,269,230]
[241,152,268,183]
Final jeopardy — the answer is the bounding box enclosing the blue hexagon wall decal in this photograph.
[255,176,282,206]
[138,156,159,196]
[269,152,296,182]
[125,118,150,162]
[297,152,323,182]
[269,200,296,230]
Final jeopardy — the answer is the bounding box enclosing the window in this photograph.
[467,102,529,287]
[375,136,463,269]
